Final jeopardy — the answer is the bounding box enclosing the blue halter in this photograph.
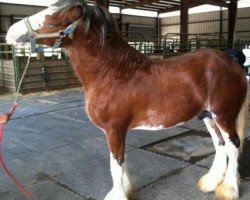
[24,17,78,53]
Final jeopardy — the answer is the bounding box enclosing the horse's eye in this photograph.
[47,23,56,29]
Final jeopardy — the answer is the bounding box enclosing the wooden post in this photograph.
[155,12,161,53]
[180,0,189,51]
[228,0,237,48]
[95,0,109,9]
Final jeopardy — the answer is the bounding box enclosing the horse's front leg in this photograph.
[104,129,132,200]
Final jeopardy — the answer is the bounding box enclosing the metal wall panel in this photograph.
[0,3,45,34]
[189,11,220,23]
[189,21,220,34]
[161,16,180,25]
[237,7,250,18]
[161,25,180,35]
[122,15,156,25]
[0,3,44,16]
[161,7,250,41]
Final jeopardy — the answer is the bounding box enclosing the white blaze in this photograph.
[6,7,56,45]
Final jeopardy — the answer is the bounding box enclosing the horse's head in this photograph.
[6,0,85,48]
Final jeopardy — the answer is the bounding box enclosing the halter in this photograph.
[24,17,78,53]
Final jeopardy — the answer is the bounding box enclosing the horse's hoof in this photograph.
[197,174,223,193]
[104,189,128,200]
[215,182,239,200]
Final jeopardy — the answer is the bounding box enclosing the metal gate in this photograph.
[0,44,81,94]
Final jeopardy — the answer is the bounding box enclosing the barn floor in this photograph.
[0,88,250,200]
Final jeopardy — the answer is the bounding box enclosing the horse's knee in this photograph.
[106,129,127,160]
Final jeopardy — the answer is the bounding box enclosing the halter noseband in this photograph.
[24,17,78,53]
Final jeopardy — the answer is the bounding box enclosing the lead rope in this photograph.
[15,53,32,102]
[0,52,33,200]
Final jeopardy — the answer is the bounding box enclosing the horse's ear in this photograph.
[62,5,83,24]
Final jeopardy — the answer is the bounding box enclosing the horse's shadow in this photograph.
[239,137,250,179]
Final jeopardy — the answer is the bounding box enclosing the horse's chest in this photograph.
[85,99,100,127]
[85,96,117,129]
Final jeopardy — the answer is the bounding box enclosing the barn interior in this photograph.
[0,0,250,93]
[0,1,250,200]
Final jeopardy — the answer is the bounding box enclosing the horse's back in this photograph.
[129,49,248,128]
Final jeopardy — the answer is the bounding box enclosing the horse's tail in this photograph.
[236,77,249,152]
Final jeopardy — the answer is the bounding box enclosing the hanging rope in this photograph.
[14,53,32,102]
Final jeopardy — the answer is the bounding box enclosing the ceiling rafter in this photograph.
[123,0,180,9]
[159,0,230,14]
[188,0,229,8]
[87,0,236,13]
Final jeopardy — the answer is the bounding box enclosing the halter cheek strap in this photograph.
[24,17,78,53]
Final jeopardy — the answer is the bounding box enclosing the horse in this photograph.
[6,0,248,199]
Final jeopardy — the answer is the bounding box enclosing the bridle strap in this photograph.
[24,17,78,52]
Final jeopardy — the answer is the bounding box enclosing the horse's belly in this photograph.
[130,100,201,130]
[130,108,187,130]
[132,121,185,131]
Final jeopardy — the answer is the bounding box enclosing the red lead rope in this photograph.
[0,102,33,200]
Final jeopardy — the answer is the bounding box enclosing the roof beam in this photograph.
[124,0,160,9]
[160,0,229,14]
[123,0,179,9]
[188,0,229,8]
[159,5,180,13]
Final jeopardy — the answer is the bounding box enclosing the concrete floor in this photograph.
[0,88,249,200]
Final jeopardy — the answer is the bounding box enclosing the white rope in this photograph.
[14,52,32,102]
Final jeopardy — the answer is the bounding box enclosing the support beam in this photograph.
[219,7,223,44]
[117,10,122,32]
[124,0,179,9]
[180,0,189,51]
[189,0,229,8]
[219,6,223,44]
[159,5,180,13]
[95,0,109,9]
[155,12,161,53]
[160,0,229,14]
[228,0,237,47]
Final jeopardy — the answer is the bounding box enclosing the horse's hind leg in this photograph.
[197,118,227,192]
[214,124,240,200]
[104,129,132,200]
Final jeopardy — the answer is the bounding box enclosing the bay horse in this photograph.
[6,0,248,199]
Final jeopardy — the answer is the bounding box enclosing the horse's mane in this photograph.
[50,0,153,78]
[51,0,117,46]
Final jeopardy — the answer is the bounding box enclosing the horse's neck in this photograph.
[66,44,99,92]
[66,33,153,92]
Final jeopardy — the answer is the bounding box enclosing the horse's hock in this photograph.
[0,45,81,94]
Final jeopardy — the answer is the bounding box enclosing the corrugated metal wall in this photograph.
[0,3,44,33]
[161,7,250,40]
[0,3,156,37]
